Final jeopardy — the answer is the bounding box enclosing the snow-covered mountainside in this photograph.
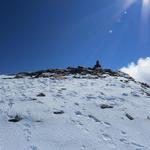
[0,69,150,150]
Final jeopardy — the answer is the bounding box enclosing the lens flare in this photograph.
[120,0,150,44]
[141,0,150,21]
[143,0,150,6]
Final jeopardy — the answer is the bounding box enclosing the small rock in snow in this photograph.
[75,111,82,116]
[8,115,22,123]
[53,110,64,114]
[37,93,46,97]
[147,116,150,120]
[125,113,134,120]
[74,102,79,106]
[100,104,113,109]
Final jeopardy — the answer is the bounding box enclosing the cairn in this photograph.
[93,60,102,70]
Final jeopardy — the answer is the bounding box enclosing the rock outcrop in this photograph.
[6,60,149,88]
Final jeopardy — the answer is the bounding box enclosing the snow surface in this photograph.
[0,74,150,150]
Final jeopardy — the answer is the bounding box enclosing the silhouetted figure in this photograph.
[93,60,102,70]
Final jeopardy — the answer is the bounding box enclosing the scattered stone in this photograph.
[145,92,150,97]
[122,93,128,96]
[100,104,113,109]
[121,131,126,135]
[140,82,150,89]
[75,111,82,116]
[61,88,67,91]
[125,113,134,120]
[14,72,33,78]
[147,116,150,120]
[74,102,79,106]
[35,119,43,122]
[37,93,46,97]
[103,69,118,76]
[10,60,140,82]
[53,110,64,114]
[131,92,140,97]
[8,115,22,123]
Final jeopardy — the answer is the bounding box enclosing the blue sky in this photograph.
[0,0,150,74]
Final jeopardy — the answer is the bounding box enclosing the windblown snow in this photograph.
[0,74,150,150]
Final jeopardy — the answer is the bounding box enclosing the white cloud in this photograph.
[120,57,150,84]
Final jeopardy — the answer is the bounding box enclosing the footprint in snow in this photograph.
[55,94,64,99]
[88,115,101,123]
[36,101,44,104]
[120,138,130,144]
[0,100,4,104]
[81,145,86,149]
[120,138,146,149]
[86,95,96,100]
[131,92,140,97]
[83,128,89,134]
[30,145,39,150]
[102,121,111,128]
[8,99,14,108]
[70,118,84,128]
[102,133,116,148]
[75,111,82,116]
[67,91,78,97]
[23,123,32,142]
[102,133,112,141]
[131,142,145,149]
[80,83,86,87]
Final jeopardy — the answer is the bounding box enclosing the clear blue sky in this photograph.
[0,0,150,74]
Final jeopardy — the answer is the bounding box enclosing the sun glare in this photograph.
[123,0,150,9]
[143,0,150,6]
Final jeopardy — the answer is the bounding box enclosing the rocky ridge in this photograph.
[5,61,149,91]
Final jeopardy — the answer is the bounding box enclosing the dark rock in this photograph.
[147,116,150,120]
[12,62,143,81]
[117,71,135,81]
[67,67,84,74]
[35,119,43,122]
[100,104,113,109]
[125,113,134,120]
[14,72,33,78]
[122,93,128,96]
[34,72,43,78]
[37,93,46,97]
[61,88,67,91]
[140,82,150,89]
[75,111,82,116]
[103,69,118,76]
[53,110,64,114]
[74,102,79,106]
[145,92,150,97]
[8,115,22,122]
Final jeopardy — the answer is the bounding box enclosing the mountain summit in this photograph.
[0,64,150,150]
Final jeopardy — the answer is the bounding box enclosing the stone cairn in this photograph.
[93,60,102,70]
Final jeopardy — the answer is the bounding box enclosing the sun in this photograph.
[124,0,150,8]
[143,0,150,6]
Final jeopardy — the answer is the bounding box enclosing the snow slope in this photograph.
[0,74,150,150]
